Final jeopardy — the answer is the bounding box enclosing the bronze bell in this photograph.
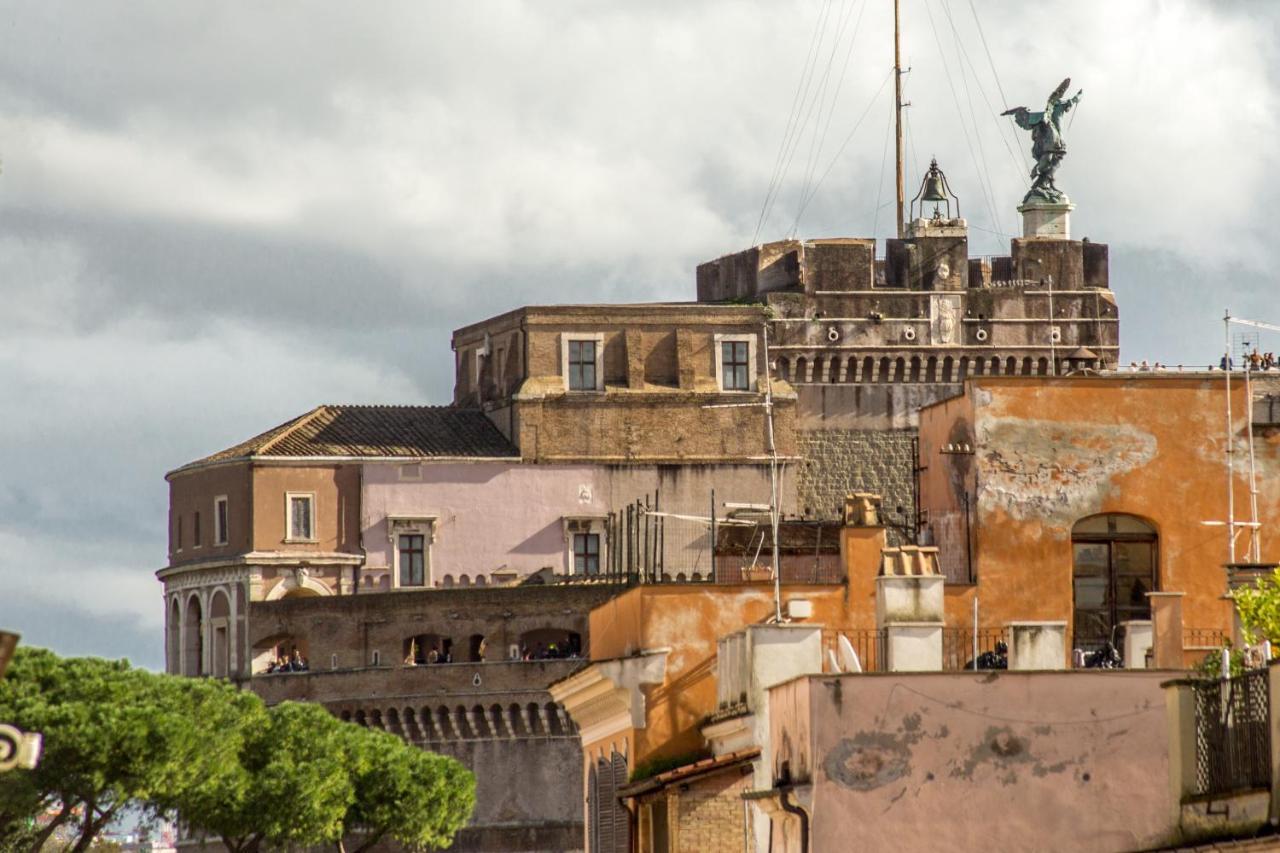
[920,173,948,203]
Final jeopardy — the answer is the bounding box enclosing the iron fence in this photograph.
[824,629,887,673]
[1184,628,1230,650]
[1192,668,1271,797]
[942,627,1007,671]
[604,491,845,585]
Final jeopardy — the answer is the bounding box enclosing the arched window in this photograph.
[209,590,231,679]
[1072,514,1158,651]
[167,598,181,675]
[183,596,204,676]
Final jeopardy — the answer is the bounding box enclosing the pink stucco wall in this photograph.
[768,670,1174,853]
[361,461,781,586]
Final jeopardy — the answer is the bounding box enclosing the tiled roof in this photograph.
[616,748,761,798]
[178,405,519,471]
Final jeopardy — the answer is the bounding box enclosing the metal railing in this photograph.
[824,629,887,673]
[604,492,845,585]
[1192,668,1271,797]
[1184,628,1230,650]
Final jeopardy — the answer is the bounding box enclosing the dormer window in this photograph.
[562,333,605,392]
[715,334,758,392]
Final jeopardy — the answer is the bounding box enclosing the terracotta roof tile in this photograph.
[177,405,518,471]
[617,748,761,798]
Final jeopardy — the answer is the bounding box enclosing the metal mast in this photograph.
[894,0,905,238]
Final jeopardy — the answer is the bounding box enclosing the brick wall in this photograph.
[796,428,916,543]
[673,769,753,853]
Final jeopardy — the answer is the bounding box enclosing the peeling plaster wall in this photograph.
[582,584,862,776]
[917,376,1280,644]
[770,671,1173,853]
[975,417,1157,526]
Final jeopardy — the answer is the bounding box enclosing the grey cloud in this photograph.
[1,1,1277,669]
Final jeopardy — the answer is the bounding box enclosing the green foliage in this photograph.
[1233,568,1280,646]
[0,647,259,852]
[338,726,475,853]
[1195,647,1245,679]
[0,648,475,853]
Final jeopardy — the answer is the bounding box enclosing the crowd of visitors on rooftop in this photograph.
[1125,351,1278,373]
[265,647,309,673]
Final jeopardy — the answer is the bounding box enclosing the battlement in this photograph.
[696,233,1108,301]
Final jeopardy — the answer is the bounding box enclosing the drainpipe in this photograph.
[778,787,810,853]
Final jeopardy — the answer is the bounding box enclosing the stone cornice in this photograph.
[157,551,363,580]
[549,650,669,747]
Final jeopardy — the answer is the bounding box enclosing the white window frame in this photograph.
[561,333,606,392]
[213,495,229,546]
[285,492,317,543]
[387,516,437,590]
[398,463,423,481]
[192,510,202,550]
[563,516,607,575]
[714,333,758,392]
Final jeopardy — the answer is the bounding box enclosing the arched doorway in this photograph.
[1072,514,1158,650]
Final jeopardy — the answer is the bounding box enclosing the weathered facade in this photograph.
[695,225,1119,525]
[451,303,796,466]
[245,584,621,853]
[766,670,1173,852]
[917,374,1280,657]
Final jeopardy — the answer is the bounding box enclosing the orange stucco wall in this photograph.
[918,376,1280,648]
[583,579,879,772]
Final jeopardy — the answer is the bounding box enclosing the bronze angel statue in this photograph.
[1003,78,1083,204]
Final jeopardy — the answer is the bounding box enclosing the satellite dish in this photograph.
[838,634,863,674]
[827,648,843,674]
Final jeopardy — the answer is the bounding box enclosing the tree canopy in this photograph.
[0,647,474,853]
[1234,568,1280,647]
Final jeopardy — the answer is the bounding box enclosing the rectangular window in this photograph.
[193,511,202,548]
[568,340,598,391]
[288,494,314,541]
[399,534,425,587]
[573,533,600,575]
[721,341,750,390]
[176,515,183,551]
[214,496,229,545]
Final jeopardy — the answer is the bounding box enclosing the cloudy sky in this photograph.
[1,1,1276,670]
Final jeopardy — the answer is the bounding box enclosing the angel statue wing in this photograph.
[1049,77,1072,103]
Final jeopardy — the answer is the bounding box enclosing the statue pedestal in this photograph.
[1018,201,1074,239]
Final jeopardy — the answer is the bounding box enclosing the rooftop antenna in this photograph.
[1221,310,1280,563]
[894,0,906,238]
[703,322,785,623]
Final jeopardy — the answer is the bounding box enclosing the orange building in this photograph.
[918,372,1280,660]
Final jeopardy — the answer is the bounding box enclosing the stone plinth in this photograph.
[1146,592,1185,669]
[1120,620,1154,669]
[906,217,968,239]
[1007,621,1068,670]
[875,575,944,625]
[876,574,944,672]
[885,623,944,672]
[1018,201,1074,239]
